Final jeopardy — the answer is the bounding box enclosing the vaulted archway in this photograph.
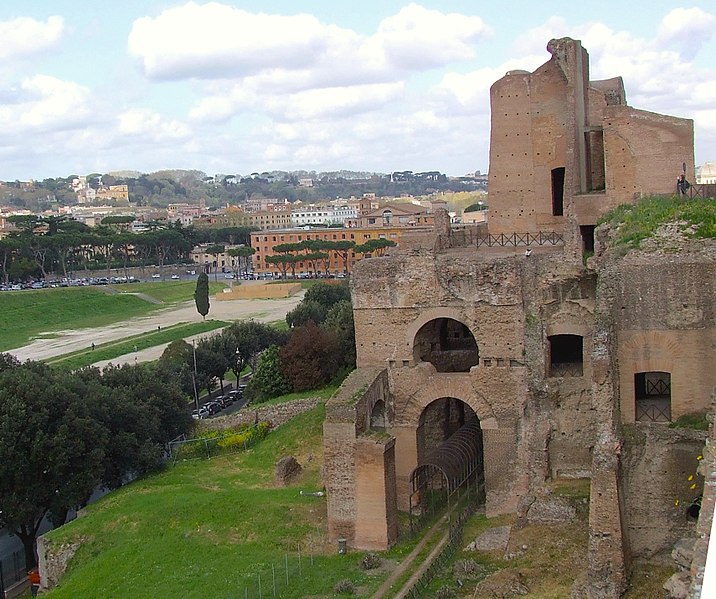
[413,318,479,372]
[409,397,485,528]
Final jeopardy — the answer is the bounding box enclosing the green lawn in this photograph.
[111,280,226,304]
[0,282,228,352]
[43,403,389,599]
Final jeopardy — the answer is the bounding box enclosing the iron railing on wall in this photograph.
[476,231,564,247]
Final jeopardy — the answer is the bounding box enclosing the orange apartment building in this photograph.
[250,226,428,276]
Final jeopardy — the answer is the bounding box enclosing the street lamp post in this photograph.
[192,341,199,410]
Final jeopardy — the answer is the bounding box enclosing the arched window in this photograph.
[370,399,386,431]
[413,318,479,372]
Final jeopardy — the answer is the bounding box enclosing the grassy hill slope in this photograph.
[43,403,383,599]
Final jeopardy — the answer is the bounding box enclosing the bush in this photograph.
[453,558,483,579]
[669,412,709,431]
[435,585,456,598]
[248,345,291,402]
[361,552,382,570]
[333,579,355,595]
[175,423,271,459]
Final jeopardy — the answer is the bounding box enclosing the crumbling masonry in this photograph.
[324,38,715,597]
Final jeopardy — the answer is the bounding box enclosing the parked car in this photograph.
[204,401,222,415]
[191,407,210,420]
[151,273,161,279]
[171,274,180,279]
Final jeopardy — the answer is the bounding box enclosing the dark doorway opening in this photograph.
[635,371,671,422]
[548,334,583,377]
[580,225,596,253]
[411,398,485,530]
[551,167,566,216]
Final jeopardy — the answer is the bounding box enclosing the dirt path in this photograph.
[370,516,450,599]
[9,292,303,365]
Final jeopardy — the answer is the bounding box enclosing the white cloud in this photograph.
[373,3,491,69]
[656,7,716,60]
[0,75,91,134]
[128,2,491,86]
[117,109,191,141]
[0,16,64,62]
[266,82,405,121]
[128,2,332,80]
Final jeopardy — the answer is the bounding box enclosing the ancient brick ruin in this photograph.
[324,38,714,597]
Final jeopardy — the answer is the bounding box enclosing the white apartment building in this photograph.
[291,204,358,227]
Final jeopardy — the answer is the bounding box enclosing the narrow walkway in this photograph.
[371,514,451,599]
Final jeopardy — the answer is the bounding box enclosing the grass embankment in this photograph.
[111,281,226,304]
[0,281,227,352]
[599,196,716,250]
[39,427,670,598]
[46,320,228,370]
[43,402,389,599]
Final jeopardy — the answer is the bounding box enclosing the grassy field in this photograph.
[0,281,227,352]
[43,403,391,599]
[45,320,229,370]
[111,280,226,304]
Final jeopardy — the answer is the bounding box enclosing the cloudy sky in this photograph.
[0,1,714,180]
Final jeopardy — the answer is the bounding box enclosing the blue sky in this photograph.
[0,1,714,180]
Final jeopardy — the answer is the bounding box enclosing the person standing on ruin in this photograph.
[677,173,691,197]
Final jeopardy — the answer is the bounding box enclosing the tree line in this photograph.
[265,238,396,278]
[0,215,254,284]
[2,170,475,213]
[0,356,193,570]
[166,282,355,402]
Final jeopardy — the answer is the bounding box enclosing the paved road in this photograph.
[9,291,303,365]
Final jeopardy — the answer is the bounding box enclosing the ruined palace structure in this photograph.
[324,38,714,597]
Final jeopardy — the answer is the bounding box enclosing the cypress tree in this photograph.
[194,272,210,320]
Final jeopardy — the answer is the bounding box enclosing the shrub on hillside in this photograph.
[280,322,339,391]
[246,345,292,403]
[361,552,382,570]
[333,579,355,595]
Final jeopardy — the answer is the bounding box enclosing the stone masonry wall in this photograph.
[199,397,321,432]
[324,368,394,548]
[621,424,707,557]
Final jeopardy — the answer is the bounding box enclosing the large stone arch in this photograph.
[402,373,498,430]
[405,307,468,346]
[389,371,517,516]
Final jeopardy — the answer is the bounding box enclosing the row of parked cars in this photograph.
[191,386,246,420]
[1,276,141,291]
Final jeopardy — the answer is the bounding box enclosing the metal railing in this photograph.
[476,231,564,247]
[0,549,26,594]
[549,361,584,378]
[403,500,479,598]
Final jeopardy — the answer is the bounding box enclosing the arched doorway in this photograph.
[413,318,479,372]
[409,398,485,529]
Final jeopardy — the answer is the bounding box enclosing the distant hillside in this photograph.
[2,169,485,210]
